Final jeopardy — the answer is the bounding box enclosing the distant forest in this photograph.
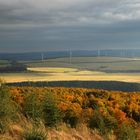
[8,81,140,92]
[0,49,140,61]
[0,61,27,73]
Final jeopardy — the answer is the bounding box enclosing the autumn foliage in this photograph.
[9,87,140,125]
[2,86,140,139]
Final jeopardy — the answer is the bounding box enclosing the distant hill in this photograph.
[1,49,140,61]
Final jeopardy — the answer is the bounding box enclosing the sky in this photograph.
[0,0,140,53]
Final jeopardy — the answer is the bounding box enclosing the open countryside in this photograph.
[1,56,140,83]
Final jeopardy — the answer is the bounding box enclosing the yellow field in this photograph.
[1,67,140,83]
[27,67,77,73]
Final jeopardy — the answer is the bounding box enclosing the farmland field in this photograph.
[0,60,10,67]
[1,56,140,83]
[24,56,140,72]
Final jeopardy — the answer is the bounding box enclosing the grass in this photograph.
[23,122,47,140]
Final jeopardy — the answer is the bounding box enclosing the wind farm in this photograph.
[1,53,140,83]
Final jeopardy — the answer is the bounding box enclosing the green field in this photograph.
[22,56,140,72]
[0,60,10,67]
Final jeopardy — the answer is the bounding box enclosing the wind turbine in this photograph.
[69,49,72,64]
[97,49,100,57]
[41,52,44,61]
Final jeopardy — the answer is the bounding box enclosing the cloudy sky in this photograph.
[0,0,140,52]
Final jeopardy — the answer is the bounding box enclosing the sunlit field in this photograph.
[24,56,140,72]
[1,57,140,83]
[1,67,140,83]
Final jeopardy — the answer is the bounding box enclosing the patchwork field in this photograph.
[24,56,140,72]
[1,69,140,83]
[1,57,140,83]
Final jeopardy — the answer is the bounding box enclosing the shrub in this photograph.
[103,115,118,131]
[42,94,61,127]
[23,93,42,120]
[131,111,140,122]
[89,110,118,137]
[63,109,79,128]
[117,123,137,140]
[89,110,106,135]
[0,85,18,133]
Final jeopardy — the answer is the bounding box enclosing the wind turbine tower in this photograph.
[98,49,100,57]
[41,52,44,61]
[69,49,72,64]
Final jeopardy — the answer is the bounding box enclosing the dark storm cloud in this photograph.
[1,0,140,26]
[0,0,140,52]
